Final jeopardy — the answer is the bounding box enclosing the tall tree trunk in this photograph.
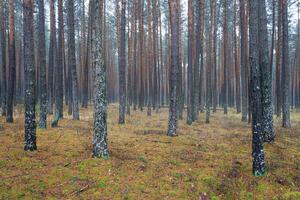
[52,0,65,126]
[0,0,6,117]
[23,0,37,151]
[37,0,47,129]
[67,0,80,120]
[234,0,241,113]
[91,0,109,158]
[48,0,56,115]
[223,0,228,115]
[187,0,194,125]
[6,0,16,123]
[281,0,291,128]
[240,0,248,121]
[276,0,282,117]
[118,0,126,124]
[259,0,275,142]
[167,0,179,137]
[249,0,265,176]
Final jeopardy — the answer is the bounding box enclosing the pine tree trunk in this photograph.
[223,0,228,115]
[187,0,194,125]
[118,0,126,124]
[281,0,291,128]
[67,0,80,120]
[259,0,275,142]
[6,0,16,123]
[0,0,6,117]
[249,0,265,176]
[37,0,47,129]
[54,0,64,124]
[167,0,179,137]
[23,0,37,151]
[91,0,109,158]
[240,0,249,122]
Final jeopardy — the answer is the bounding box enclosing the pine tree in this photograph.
[67,0,80,120]
[37,0,47,129]
[23,0,37,151]
[91,0,109,158]
[118,0,126,124]
[167,0,179,137]
[6,0,16,123]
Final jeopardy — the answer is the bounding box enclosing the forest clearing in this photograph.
[0,105,299,199]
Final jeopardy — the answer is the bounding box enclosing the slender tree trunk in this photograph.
[187,0,194,125]
[48,0,56,115]
[223,0,228,115]
[6,0,16,123]
[0,0,6,117]
[118,0,126,124]
[259,0,275,142]
[91,0,109,158]
[37,0,47,128]
[167,0,179,137]
[249,0,265,176]
[52,0,65,127]
[23,0,37,151]
[240,0,248,121]
[67,0,80,120]
[276,0,282,117]
[234,0,241,113]
[281,0,291,128]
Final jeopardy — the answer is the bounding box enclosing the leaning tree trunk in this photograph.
[6,0,16,123]
[249,0,265,176]
[67,0,80,120]
[281,0,291,128]
[37,0,47,129]
[167,0,179,137]
[118,0,126,124]
[23,0,37,151]
[91,0,109,158]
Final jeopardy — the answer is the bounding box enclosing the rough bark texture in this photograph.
[48,0,56,115]
[259,0,275,142]
[223,0,228,115]
[91,0,109,158]
[67,0,80,120]
[187,0,194,125]
[276,0,282,117]
[249,0,265,176]
[37,0,47,129]
[6,0,16,123]
[0,0,6,117]
[240,0,248,122]
[281,0,291,128]
[55,0,64,122]
[118,0,126,124]
[23,0,37,151]
[167,0,179,137]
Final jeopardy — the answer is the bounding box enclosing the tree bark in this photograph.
[67,0,80,120]
[91,0,109,158]
[37,0,47,129]
[167,0,179,137]
[6,0,16,123]
[118,0,126,124]
[23,0,37,151]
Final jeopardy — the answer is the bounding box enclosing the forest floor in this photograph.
[0,104,299,200]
